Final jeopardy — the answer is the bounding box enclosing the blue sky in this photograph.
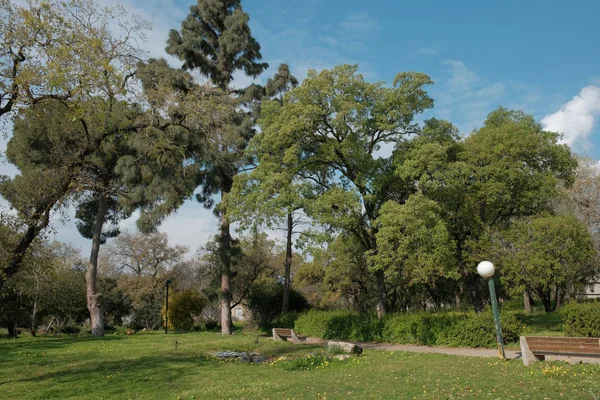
[3,0,600,254]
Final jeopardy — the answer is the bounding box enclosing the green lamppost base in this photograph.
[488,278,506,360]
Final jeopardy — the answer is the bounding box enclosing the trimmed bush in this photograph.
[295,309,523,347]
[294,310,383,341]
[382,312,464,345]
[165,290,206,331]
[437,311,522,347]
[563,302,600,337]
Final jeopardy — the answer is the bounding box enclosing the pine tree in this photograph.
[167,0,268,334]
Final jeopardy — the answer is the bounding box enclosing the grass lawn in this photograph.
[1,331,600,399]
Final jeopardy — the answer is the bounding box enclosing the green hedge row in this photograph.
[294,310,384,342]
[294,309,523,348]
[563,301,600,337]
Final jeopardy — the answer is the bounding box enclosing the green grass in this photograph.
[2,331,600,399]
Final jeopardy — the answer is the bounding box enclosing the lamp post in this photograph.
[165,279,172,334]
[477,261,505,359]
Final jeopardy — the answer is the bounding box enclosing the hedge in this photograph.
[294,309,523,348]
[563,301,600,337]
[294,310,383,342]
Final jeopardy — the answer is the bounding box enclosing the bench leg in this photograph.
[290,329,303,345]
[520,336,544,366]
[272,328,283,341]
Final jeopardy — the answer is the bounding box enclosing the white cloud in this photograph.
[541,86,600,147]
[442,60,481,93]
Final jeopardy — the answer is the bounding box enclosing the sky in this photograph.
[2,0,600,256]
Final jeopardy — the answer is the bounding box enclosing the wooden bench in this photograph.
[272,328,305,344]
[520,336,600,366]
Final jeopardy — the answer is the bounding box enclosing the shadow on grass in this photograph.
[0,351,213,388]
[0,335,127,363]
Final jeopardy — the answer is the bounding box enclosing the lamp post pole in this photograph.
[165,279,172,334]
[477,261,505,359]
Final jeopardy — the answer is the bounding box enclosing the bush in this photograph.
[294,310,383,341]
[246,283,309,331]
[295,309,523,347]
[166,290,206,331]
[382,312,463,345]
[563,302,600,337]
[437,311,522,347]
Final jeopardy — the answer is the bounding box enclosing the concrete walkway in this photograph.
[303,337,600,364]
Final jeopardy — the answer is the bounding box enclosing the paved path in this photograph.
[304,337,600,364]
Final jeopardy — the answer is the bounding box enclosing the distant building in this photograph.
[232,305,247,321]
[581,282,600,299]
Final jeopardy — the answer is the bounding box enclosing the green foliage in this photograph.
[494,214,596,312]
[373,193,458,287]
[437,312,523,348]
[294,310,383,342]
[246,283,309,331]
[562,302,600,337]
[166,290,206,331]
[382,312,461,345]
[166,0,268,90]
[271,312,299,329]
[129,292,164,331]
[295,310,523,347]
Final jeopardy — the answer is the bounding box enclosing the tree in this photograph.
[373,193,458,308]
[495,215,596,312]
[561,156,600,268]
[256,64,434,316]
[1,43,234,337]
[0,0,149,300]
[229,63,301,313]
[104,231,186,330]
[195,230,279,317]
[0,0,148,118]
[166,0,269,334]
[396,109,577,310]
[107,231,187,278]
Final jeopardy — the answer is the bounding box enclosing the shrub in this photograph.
[294,310,383,341]
[563,302,600,337]
[246,283,309,331]
[382,312,463,345]
[296,309,523,347]
[165,290,206,331]
[436,311,522,347]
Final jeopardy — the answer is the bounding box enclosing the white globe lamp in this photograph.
[477,261,495,279]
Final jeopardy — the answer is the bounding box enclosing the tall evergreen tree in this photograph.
[166,0,268,334]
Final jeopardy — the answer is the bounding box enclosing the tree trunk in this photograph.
[86,192,107,337]
[523,289,532,315]
[375,269,387,318]
[282,211,293,314]
[455,290,462,310]
[30,299,38,336]
[7,320,17,339]
[219,206,233,335]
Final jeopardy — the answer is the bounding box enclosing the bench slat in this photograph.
[526,337,599,343]
[530,346,600,354]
